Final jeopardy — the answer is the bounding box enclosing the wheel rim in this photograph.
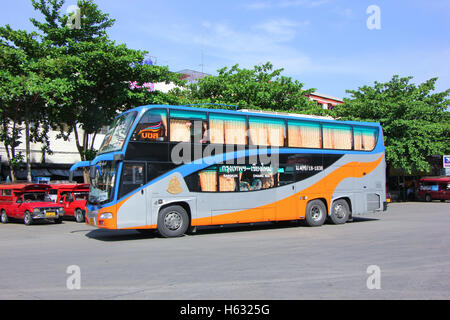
[310,205,323,222]
[76,210,83,222]
[24,213,31,224]
[333,203,346,219]
[164,211,182,231]
[1,212,6,222]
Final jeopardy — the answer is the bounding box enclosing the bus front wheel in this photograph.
[157,205,189,238]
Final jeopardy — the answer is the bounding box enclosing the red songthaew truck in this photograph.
[0,184,65,225]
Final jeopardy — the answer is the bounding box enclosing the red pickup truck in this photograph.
[417,176,450,202]
[50,183,89,223]
[0,184,65,225]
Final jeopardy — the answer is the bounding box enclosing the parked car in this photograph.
[417,176,450,202]
[0,184,65,225]
[50,183,89,223]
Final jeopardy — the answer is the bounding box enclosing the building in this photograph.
[176,69,210,83]
[307,92,343,110]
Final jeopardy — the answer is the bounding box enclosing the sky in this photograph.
[1,0,449,99]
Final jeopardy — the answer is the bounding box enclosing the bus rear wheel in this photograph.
[157,205,189,238]
[304,200,327,227]
[328,199,350,225]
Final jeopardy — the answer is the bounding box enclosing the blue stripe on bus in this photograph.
[92,146,384,209]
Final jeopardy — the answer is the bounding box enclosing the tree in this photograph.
[183,62,327,115]
[0,26,70,181]
[27,0,181,164]
[333,75,450,174]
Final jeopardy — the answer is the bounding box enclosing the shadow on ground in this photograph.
[85,216,379,242]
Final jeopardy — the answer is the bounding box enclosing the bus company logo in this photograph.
[138,123,161,140]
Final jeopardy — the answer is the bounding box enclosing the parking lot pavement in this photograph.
[0,202,449,300]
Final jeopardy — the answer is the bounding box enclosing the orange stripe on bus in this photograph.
[192,155,384,226]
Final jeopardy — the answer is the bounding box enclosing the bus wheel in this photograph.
[304,200,327,227]
[75,209,85,223]
[329,199,350,225]
[425,194,432,202]
[24,211,33,226]
[1,210,8,224]
[157,205,189,238]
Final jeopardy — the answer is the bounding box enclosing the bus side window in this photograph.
[288,120,321,148]
[131,109,168,142]
[169,110,207,143]
[354,126,378,151]
[277,165,295,187]
[209,113,247,145]
[248,117,286,147]
[322,123,352,150]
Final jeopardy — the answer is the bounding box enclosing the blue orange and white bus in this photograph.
[71,104,387,237]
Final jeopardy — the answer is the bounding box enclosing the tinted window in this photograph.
[131,109,168,142]
[354,126,378,151]
[248,117,286,147]
[169,110,207,143]
[209,113,247,145]
[288,120,321,148]
[322,123,352,150]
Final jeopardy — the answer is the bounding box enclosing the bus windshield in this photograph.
[89,161,117,205]
[98,112,137,154]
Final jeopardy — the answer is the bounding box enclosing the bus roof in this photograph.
[120,104,382,128]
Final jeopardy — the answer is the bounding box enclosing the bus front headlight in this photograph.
[100,212,113,219]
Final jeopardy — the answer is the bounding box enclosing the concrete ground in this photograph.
[0,201,449,300]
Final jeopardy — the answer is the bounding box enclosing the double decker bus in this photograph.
[75,104,387,237]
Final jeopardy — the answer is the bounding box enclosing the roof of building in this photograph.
[308,92,343,103]
[176,69,210,82]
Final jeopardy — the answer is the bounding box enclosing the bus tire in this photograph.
[304,200,327,227]
[24,211,33,226]
[1,210,8,224]
[157,205,189,238]
[75,209,85,223]
[329,199,350,225]
[425,194,432,202]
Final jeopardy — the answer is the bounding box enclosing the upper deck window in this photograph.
[131,109,168,142]
[169,110,207,143]
[322,123,352,150]
[287,120,321,149]
[354,126,378,151]
[209,113,247,145]
[248,117,286,147]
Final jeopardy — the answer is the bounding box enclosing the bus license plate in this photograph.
[46,211,56,217]
[89,218,95,226]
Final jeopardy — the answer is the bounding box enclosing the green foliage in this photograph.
[182,62,328,115]
[333,75,450,173]
[0,0,181,167]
